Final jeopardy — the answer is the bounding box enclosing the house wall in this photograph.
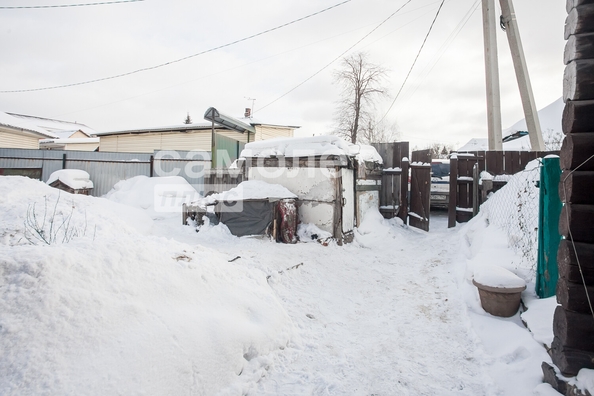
[69,130,89,139]
[99,129,249,153]
[0,129,40,149]
[64,142,100,151]
[254,125,294,141]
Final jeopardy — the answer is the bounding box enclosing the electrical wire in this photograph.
[0,0,143,9]
[378,0,446,124]
[0,0,351,93]
[258,0,413,113]
[402,0,480,103]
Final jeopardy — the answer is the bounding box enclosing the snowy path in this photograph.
[189,215,495,395]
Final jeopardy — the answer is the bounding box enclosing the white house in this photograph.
[0,112,99,150]
[0,112,58,149]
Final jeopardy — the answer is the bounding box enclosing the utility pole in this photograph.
[499,0,545,151]
[482,0,503,150]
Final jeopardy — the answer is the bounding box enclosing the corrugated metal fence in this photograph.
[0,148,211,196]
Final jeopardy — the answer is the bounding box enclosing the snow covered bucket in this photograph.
[472,265,527,317]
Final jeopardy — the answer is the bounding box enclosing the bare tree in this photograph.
[334,52,388,144]
[542,128,563,151]
[359,117,400,144]
[424,142,454,159]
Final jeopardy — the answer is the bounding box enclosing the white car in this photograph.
[430,160,450,208]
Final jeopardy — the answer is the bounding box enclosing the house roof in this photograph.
[0,111,58,138]
[40,137,101,144]
[97,111,299,137]
[7,113,97,138]
[96,122,216,136]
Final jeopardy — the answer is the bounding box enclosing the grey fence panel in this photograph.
[64,151,153,196]
[68,159,150,196]
[0,149,209,197]
[153,150,210,195]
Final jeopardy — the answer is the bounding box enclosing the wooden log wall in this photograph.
[548,0,594,381]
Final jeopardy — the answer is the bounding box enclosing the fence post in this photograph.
[150,155,154,177]
[448,154,458,228]
[472,163,479,217]
[536,156,562,298]
[399,158,409,224]
[62,153,67,169]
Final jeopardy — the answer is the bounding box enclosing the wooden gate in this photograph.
[409,149,431,231]
[372,142,409,223]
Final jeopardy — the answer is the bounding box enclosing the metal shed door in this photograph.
[341,168,355,233]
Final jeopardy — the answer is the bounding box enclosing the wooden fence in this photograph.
[447,150,555,228]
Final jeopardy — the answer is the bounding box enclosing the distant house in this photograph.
[0,112,99,150]
[0,112,57,149]
[96,107,298,167]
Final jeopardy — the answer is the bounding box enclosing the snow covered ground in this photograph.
[0,174,592,395]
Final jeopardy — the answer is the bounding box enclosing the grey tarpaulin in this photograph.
[216,200,274,237]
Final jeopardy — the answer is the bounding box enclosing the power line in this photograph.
[401,0,480,103]
[378,0,446,123]
[0,0,351,93]
[258,0,413,113]
[0,0,143,9]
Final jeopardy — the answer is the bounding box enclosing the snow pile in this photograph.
[0,176,152,246]
[354,207,406,249]
[0,176,292,395]
[47,169,94,190]
[459,159,564,395]
[473,264,526,289]
[104,175,200,219]
[240,135,382,164]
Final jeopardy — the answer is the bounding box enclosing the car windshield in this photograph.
[431,162,450,178]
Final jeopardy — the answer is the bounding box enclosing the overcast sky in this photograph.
[0,0,566,149]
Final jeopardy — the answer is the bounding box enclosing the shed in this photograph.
[239,136,383,243]
[47,169,94,195]
[183,180,298,243]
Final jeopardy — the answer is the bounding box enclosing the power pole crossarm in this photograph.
[499,0,545,151]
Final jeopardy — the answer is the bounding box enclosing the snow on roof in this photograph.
[457,138,488,152]
[0,112,58,138]
[240,135,382,164]
[195,180,297,207]
[7,113,97,137]
[458,97,563,152]
[47,169,94,190]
